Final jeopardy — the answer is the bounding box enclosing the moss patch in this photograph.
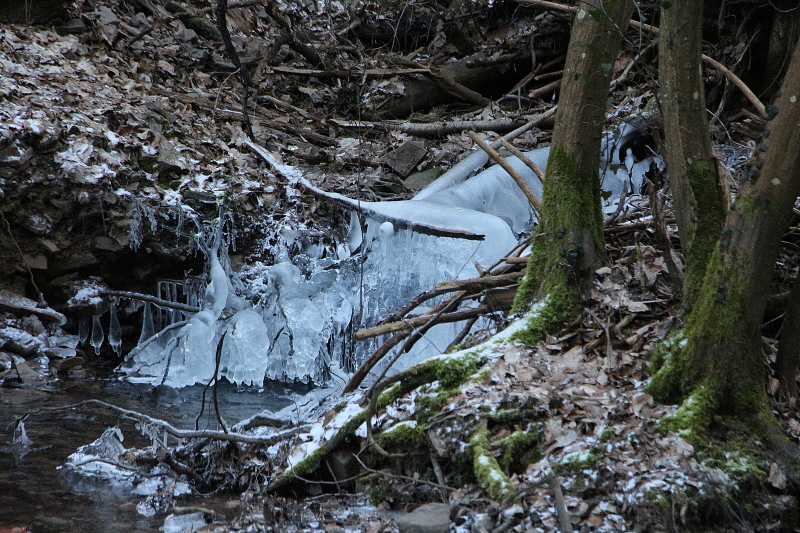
[378,422,426,453]
[470,430,516,501]
[493,429,542,472]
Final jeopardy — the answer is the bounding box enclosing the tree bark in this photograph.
[776,278,800,399]
[658,0,726,307]
[511,0,635,344]
[648,36,800,435]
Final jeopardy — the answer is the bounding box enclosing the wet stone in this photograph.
[396,503,452,533]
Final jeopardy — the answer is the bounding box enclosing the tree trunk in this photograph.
[776,278,800,399]
[658,0,725,306]
[512,0,635,344]
[648,35,800,437]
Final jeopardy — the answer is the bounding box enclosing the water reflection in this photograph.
[0,379,297,533]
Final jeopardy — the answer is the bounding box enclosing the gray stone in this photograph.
[383,141,428,177]
[0,290,66,324]
[56,18,88,35]
[470,513,493,533]
[13,361,42,383]
[0,326,43,357]
[396,503,452,533]
[404,168,442,191]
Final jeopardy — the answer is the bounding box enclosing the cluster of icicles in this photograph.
[79,121,661,389]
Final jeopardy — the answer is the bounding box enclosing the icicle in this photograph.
[170,281,180,325]
[109,299,122,355]
[78,317,89,345]
[91,315,104,355]
[139,302,155,344]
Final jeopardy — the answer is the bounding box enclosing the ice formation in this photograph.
[118,127,661,388]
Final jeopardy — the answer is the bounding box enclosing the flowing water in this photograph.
[0,377,300,533]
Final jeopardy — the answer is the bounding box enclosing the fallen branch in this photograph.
[701,55,767,119]
[468,131,542,212]
[331,116,541,137]
[500,139,546,183]
[35,400,309,446]
[352,453,452,492]
[102,290,200,314]
[354,304,497,341]
[527,78,561,99]
[414,106,556,200]
[270,65,429,79]
[434,271,524,294]
[551,477,573,533]
[244,139,486,241]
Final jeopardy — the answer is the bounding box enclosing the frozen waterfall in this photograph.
[117,127,661,389]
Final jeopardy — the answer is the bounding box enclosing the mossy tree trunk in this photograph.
[776,278,800,399]
[658,0,726,307]
[512,0,635,344]
[648,36,800,437]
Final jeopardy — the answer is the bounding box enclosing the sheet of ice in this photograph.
[121,127,661,388]
[220,309,271,386]
[424,148,549,234]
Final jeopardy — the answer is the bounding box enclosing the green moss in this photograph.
[510,143,605,344]
[377,384,405,410]
[378,423,426,452]
[682,160,725,308]
[470,430,516,501]
[556,446,605,472]
[658,379,721,444]
[415,392,450,425]
[431,353,483,389]
[512,279,581,346]
[493,429,542,471]
[369,481,390,506]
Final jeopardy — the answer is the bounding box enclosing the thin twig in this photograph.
[468,131,542,212]
[499,139,546,183]
[352,453,452,492]
[103,290,200,313]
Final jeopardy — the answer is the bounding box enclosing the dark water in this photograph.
[0,378,297,533]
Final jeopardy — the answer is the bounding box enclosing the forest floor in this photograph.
[1,0,799,532]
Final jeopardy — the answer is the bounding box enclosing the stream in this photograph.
[0,376,301,532]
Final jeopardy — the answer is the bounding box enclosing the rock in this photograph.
[151,384,180,405]
[396,503,452,533]
[56,19,88,35]
[0,290,67,325]
[13,361,42,383]
[45,347,78,359]
[94,235,124,252]
[20,315,46,336]
[328,450,359,482]
[0,326,44,357]
[21,253,48,269]
[382,141,428,177]
[0,141,33,168]
[470,514,493,533]
[51,356,84,374]
[404,168,442,191]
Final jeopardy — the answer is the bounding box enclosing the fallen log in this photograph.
[353,304,501,341]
